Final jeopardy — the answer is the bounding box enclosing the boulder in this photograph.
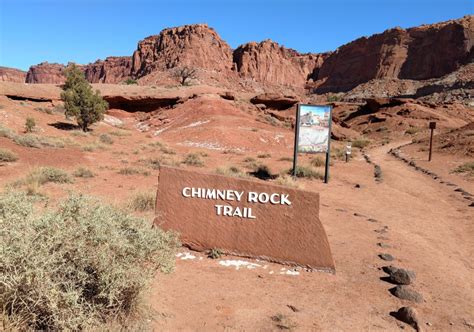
[383,266,416,285]
[390,285,424,303]
[250,93,299,110]
[393,306,422,331]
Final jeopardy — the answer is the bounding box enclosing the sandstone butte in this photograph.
[4,15,472,93]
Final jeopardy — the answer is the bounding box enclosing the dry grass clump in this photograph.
[82,143,106,152]
[351,137,371,149]
[23,167,73,186]
[405,126,420,135]
[274,175,300,188]
[216,166,248,178]
[243,156,256,163]
[0,148,18,162]
[290,165,324,180]
[13,134,66,149]
[182,153,205,167]
[257,153,271,159]
[73,167,95,178]
[128,191,156,212]
[278,157,293,162]
[118,167,150,176]
[310,155,325,167]
[0,125,15,139]
[452,162,474,176]
[99,133,114,145]
[0,191,179,330]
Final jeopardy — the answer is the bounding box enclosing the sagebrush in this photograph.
[0,192,179,330]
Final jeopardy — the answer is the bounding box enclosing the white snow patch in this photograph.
[181,120,210,129]
[219,259,261,270]
[180,252,196,260]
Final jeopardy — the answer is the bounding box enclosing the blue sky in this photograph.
[0,0,471,70]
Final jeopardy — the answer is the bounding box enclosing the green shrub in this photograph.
[290,165,324,180]
[124,78,138,85]
[24,117,36,133]
[208,248,223,259]
[310,156,325,167]
[99,133,114,145]
[0,191,178,330]
[326,95,340,102]
[128,191,156,212]
[182,153,204,167]
[73,167,95,178]
[351,137,371,149]
[0,148,18,162]
[61,64,108,132]
[452,162,474,176]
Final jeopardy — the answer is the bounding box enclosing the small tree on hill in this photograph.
[25,117,36,133]
[61,64,108,131]
[172,66,197,86]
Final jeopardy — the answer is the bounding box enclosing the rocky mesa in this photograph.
[14,16,474,95]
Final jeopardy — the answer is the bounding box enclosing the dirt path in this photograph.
[146,141,474,331]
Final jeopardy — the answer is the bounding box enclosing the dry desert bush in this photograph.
[182,153,205,167]
[0,192,179,330]
[0,148,18,163]
[128,191,156,212]
[73,167,95,178]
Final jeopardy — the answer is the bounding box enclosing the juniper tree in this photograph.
[61,64,108,131]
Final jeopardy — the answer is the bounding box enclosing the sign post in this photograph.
[293,104,333,183]
[428,121,436,162]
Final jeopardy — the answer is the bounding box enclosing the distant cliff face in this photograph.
[233,40,326,88]
[313,16,473,92]
[17,16,474,92]
[0,67,26,83]
[131,24,234,77]
[83,56,132,84]
[25,62,66,84]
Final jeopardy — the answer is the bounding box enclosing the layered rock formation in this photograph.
[83,56,132,83]
[25,62,66,84]
[17,16,474,93]
[0,67,27,83]
[131,24,233,77]
[313,16,473,92]
[233,40,326,87]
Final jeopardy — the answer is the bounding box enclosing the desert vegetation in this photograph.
[0,191,178,330]
[128,191,156,212]
[0,148,18,163]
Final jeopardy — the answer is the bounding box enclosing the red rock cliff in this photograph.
[314,16,473,92]
[0,67,27,83]
[25,62,66,84]
[83,56,132,83]
[131,24,233,77]
[233,40,326,88]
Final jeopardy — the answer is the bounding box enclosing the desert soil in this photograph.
[0,87,472,331]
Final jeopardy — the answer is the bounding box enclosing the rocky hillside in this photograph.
[5,16,473,94]
[0,66,26,83]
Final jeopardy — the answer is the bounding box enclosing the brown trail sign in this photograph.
[154,166,335,272]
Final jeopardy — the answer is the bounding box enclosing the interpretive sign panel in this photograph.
[154,166,335,271]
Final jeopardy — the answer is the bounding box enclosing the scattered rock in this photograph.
[367,218,378,223]
[390,285,424,303]
[219,91,235,100]
[392,306,421,331]
[379,253,395,261]
[354,212,368,218]
[354,184,361,188]
[336,208,347,212]
[250,93,299,110]
[377,242,391,249]
[383,266,416,285]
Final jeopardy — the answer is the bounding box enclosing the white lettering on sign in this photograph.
[182,187,292,219]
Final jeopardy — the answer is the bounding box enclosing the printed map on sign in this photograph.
[297,105,332,153]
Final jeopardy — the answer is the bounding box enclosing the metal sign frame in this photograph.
[292,104,333,183]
